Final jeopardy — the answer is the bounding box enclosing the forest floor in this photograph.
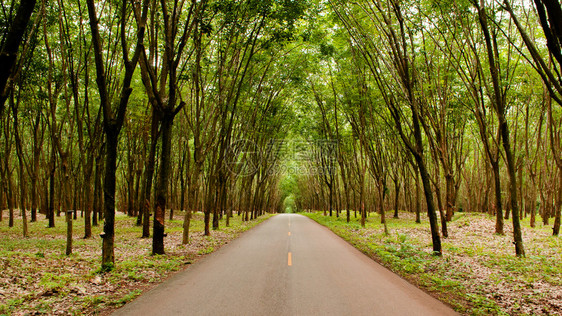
[305,211,562,316]
[0,211,273,315]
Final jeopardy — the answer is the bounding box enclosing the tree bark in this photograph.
[553,168,562,236]
[153,115,173,255]
[0,0,37,113]
[476,1,524,256]
[492,161,504,234]
[101,134,119,266]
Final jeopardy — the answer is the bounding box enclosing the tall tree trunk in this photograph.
[141,109,159,237]
[61,154,72,255]
[553,168,562,236]
[153,115,173,255]
[101,133,119,266]
[93,154,103,227]
[11,97,28,237]
[7,174,14,227]
[501,120,525,256]
[30,116,42,223]
[183,162,199,244]
[445,174,455,221]
[476,0,524,257]
[83,159,93,238]
[48,153,55,228]
[393,178,400,219]
[0,173,4,222]
[416,156,442,255]
[492,161,504,234]
[378,182,389,235]
[415,169,421,224]
[433,170,448,238]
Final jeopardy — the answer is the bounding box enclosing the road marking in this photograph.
[288,232,291,236]
[288,252,292,266]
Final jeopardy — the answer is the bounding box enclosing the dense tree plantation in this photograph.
[1,0,562,313]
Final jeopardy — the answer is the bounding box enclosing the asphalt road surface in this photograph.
[114,214,458,316]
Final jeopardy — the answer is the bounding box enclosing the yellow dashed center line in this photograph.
[288,252,292,266]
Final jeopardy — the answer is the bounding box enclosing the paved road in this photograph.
[114,214,458,316]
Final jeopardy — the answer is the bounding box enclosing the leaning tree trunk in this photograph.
[0,0,37,112]
[500,120,525,257]
[476,0,523,257]
[416,155,442,255]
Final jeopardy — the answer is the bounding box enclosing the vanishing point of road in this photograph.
[114,214,458,316]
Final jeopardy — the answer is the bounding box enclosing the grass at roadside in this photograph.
[0,211,273,315]
[303,211,562,316]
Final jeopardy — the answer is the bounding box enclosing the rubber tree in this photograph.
[331,0,443,254]
[504,0,562,236]
[473,0,524,256]
[136,0,202,255]
[0,0,37,115]
[87,0,148,269]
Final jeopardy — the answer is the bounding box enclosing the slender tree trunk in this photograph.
[133,169,141,219]
[329,185,333,217]
[127,148,135,217]
[415,156,442,254]
[378,183,389,235]
[141,109,159,238]
[182,174,194,244]
[7,174,14,227]
[433,165,448,238]
[12,100,28,237]
[83,162,93,238]
[57,154,72,255]
[183,163,199,244]
[169,180,174,221]
[0,174,4,222]
[415,170,421,224]
[529,186,536,228]
[445,174,455,221]
[360,175,366,227]
[66,208,72,255]
[502,126,525,256]
[31,142,40,223]
[48,152,56,228]
[491,161,504,234]
[92,154,102,227]
[393,179,400,219]
[553,168,562,236]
